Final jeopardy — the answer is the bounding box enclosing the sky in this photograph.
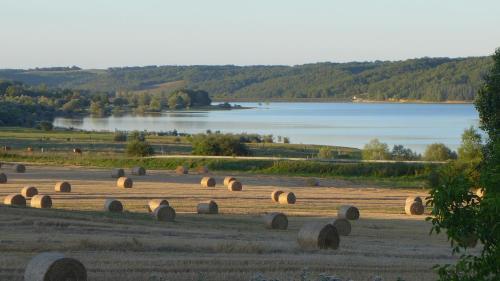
[1,0,499,69]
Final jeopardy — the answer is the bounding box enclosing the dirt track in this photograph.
[0,165,476,281]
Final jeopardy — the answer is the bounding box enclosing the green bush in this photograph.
[191,133,250,156]
[126,140,154,156]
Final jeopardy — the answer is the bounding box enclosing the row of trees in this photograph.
[114,89,211,113]
[357,130,482,162]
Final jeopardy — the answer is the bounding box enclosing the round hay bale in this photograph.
[297,222,340,250]
[271,190,284,202]
[197,200,218,214]
[337,205,360,220]
[14,164,26,173]
[278,192,296,204]
[0,173,7,184]
[21,186,38,198]
[111,168,125,178]
[405,196,423,205]
[405,200,424,215]
[116,177,133,188]
[153,205,176,222]
[131,166,146,176]
[197,166,209,174]
[30,195,52,209]
[54,182,71,193]
[223,176,236,186]
[228,180,242,191]
[104,199,123,212]
[24,252,87,281]
[263,212,288,230]
[175,166,188,175]
[3,194,26,207]
[148,199,169,213]
[200,177,216,188]
[331,218,351,236]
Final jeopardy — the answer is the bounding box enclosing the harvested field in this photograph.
[0,165,477,281]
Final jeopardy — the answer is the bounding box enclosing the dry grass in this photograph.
[0,165,478,281]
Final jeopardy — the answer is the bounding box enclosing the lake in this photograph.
[53,102,479,153]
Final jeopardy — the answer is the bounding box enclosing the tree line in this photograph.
[0,56,493,102]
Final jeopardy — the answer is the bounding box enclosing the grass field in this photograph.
[0,127,360,159]
[0,164,477,281]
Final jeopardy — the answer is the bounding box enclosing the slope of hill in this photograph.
[0,56,493,101]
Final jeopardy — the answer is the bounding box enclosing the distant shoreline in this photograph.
[212,98,474,104]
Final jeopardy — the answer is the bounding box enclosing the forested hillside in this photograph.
[0,56,492,101]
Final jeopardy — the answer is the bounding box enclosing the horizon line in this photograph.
[0,54,491,71]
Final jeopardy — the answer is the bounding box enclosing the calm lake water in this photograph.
[53,102,479,152]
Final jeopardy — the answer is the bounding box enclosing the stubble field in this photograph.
[0,164,471,281]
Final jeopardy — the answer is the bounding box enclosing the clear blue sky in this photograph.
[1,0,499,68]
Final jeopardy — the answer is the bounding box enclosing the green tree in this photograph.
[168,95,185,109]
[318,147,333,159]
[362,138,391,160]
[263,135,274,143]
[427,48,500,280]
[89,101,105,116]
[391,145,420,161]
[458,127,483,163]
[423,143,457,161]
[61,99,81,113]
[149,96,162,112]
[137,93,151,106]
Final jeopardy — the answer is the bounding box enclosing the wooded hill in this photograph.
[0,56,492,102]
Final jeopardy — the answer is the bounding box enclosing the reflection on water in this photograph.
[53,102,479,152]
